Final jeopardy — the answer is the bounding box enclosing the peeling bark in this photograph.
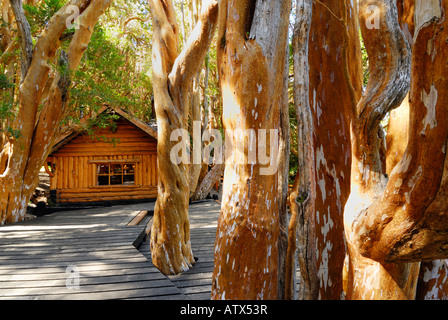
[0,0,109,224]
[344,0,448,300]
[149,0,218,275]
[211,0,292,300]
[304,0,363,300]
[286,0,314,301]
[192,163,224,201]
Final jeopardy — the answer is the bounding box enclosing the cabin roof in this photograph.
[50,106,157,156]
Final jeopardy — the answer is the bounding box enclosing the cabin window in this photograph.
[96,163,135,186]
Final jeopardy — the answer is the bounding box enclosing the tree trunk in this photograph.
[416,260,448,300]
[0,0,111,224]
[148,0,218,275]
[211,0,292,300]
[289,0,363,300]
[286,0,314,300]
[192,163,224,201]
[390,1,448,300]
[276,24,291,301]
[344,0,448,299]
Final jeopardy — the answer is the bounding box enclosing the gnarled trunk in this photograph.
[211,0,292,300]
[344,0,448,299]
[148,0,218,275]
[287,0,363,300]
[0,0,112,224]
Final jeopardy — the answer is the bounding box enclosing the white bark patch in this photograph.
[420,85,438,134]
[414,0,442,34]
[316,145,327,202]
[404,165,423,204]
[391,152,412,175]
[317,207,335,291]
[344,184,371,229]
[422,260,448,300]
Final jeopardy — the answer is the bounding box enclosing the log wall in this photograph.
[49,117,158,204]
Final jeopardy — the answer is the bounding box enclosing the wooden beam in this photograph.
[87,159,142,164]
[127,211,149,226]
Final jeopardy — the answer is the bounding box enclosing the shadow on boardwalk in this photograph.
[139,200,220,300]
[0,200,220,300]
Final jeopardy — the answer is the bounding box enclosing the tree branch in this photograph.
[67,0,113,71]
[8,0,33,79]
[168,0,218,113]
[353,4,448,262]
[23,0,114,190]
[356,0,411,150]
[0,38,19,66]
[148,0,179,77]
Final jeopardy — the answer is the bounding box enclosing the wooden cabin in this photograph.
[47,107,158,205]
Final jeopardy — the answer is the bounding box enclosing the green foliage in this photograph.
[0,72,19,138]
[288,101,298,185]
[0,74,13,90]
[84,112,121,146]
[23,0,65,33]
[68,26,152,120]
[360,29,370,87]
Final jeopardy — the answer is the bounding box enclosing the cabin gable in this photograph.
[53,118,157,157]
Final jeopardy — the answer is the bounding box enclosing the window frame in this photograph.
[96,162,136,187]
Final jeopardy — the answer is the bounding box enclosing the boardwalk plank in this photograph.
[0,202,187,300]
[0,200,222,300]
[138,200,220,300]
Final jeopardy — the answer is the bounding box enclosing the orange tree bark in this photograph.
[148,0,218,275]
[287,0,363,300]
[286,0,313,300]
[0,0,113,224]
[345,0,448,299]
[210,0,292,300]
[391,0,448,300]
[416,260,448,300]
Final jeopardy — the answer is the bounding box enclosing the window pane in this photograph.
[98,164,109,174]
[123,175,135,185]
[97,175,109,186]
[110,175,123,185]
[123,164,134,174]
[111,164,122,174]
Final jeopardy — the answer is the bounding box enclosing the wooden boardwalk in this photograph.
[139,200,220,300]
[0,200,221,300]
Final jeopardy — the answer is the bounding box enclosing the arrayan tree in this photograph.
[2,0,448,302]
[211,0,292,300]
[148,0,218,275]
[287,0,363,300]
[344,0,448,300]
[0,0,114,224]
[286,0,448,300]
